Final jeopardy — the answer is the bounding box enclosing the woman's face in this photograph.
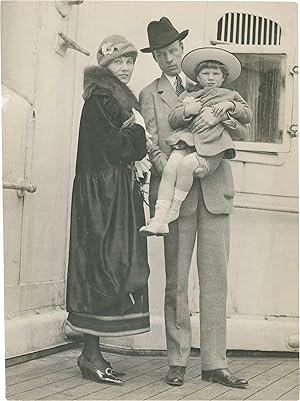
[107,56,134,84]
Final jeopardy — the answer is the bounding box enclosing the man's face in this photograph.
[153,40,183,76]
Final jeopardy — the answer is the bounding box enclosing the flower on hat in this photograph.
[101,42,115,56]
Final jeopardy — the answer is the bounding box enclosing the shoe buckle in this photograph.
[105,367,113,376]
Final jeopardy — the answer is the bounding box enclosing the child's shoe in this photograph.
[168,208,180,224]
[139,218,169,236]
[167,189,189,223]
[139,200,171,237]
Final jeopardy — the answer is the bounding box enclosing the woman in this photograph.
[65,35,150,385]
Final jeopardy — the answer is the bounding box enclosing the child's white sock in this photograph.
[168,188,189,223]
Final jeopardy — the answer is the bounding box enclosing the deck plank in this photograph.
[5,349,80,377]
[9,356,156,400]
[247,368,299,400]
[6,353,128,386]
[37,357,163,400]
[176,360,276,400]
[113,355,207,400]
[75,359,202,400]
[6,366,80,398]
[5,352,299,401]
[213,359,298,400]
[5,348,124,378]
[145,359,257,400]
[279,385,300,400]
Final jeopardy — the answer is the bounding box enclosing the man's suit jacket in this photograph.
[139,73,243,217]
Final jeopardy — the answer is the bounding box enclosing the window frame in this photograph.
[215,43,295,156]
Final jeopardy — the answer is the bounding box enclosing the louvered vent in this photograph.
[217,13,281,45]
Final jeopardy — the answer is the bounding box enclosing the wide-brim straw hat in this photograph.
[182,47,241,83]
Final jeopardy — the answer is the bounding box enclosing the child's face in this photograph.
[197,67,225,88]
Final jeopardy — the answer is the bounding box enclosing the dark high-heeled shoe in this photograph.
[77,355,124,385]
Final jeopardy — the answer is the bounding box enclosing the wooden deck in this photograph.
[6,347,299,400]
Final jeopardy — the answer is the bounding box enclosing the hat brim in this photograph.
[182,47,241,83]
[140,29,189,53]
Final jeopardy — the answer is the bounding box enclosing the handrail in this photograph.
[3,180,37,198]
[56,32,90,57]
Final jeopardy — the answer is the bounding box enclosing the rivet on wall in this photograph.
[288,335,299,350]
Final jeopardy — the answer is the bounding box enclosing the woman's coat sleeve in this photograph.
[91,94,147,163]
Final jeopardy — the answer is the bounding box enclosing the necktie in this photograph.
[175,75,185,97]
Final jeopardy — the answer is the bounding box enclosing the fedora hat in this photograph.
[141,17,189,53]
[182,47,241,83]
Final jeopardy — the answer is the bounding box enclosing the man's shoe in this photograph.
[165,366,186,386]
[201,368,248,388]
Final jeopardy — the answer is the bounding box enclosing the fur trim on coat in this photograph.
[83,66,140,113]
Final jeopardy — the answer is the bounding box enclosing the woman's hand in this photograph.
[212,101,235,117]
[122,113,135,128]
[188,107,222,134]
[132,108,146,129]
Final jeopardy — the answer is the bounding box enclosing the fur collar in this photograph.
[83,66,140,113]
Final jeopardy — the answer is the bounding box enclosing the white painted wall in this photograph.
[3,0,81,357]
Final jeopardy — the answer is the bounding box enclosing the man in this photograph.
[139,17,249,388]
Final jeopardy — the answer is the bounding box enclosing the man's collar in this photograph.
[163,71,186,88]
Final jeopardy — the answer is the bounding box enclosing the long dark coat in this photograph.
[66,66,150,337]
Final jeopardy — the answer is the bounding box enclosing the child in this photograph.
[139,47,252,236]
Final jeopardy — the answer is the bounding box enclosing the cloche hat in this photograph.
[97,35,137,66]
[182,47,241,83]
[141,17,189,53]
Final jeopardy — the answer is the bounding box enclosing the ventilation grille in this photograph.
[217,13,281,45]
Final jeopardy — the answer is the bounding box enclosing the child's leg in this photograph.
[139,149,190,236]
[167,152,199,223]
[175,152,200,193]
[167,151,225,223]
[157,149,190,201]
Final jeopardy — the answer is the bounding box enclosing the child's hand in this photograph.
[172,141,186,150]
[212,101,235,116]
[184,101,202,117]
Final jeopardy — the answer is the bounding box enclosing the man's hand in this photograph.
[212,101,235,117]
[188,107,222,134]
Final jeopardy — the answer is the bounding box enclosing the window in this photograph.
[215,13,287,146]
[217,13,282,45]
[224,53,286,144]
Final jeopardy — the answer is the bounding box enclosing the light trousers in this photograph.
[164,182,230,370]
